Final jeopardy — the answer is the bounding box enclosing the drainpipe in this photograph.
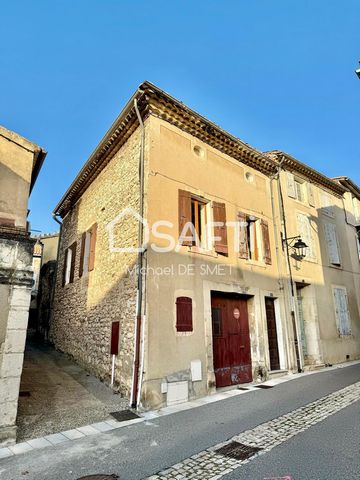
[49,213,63,342]
[276,160,304,372]
[130,97,146,409]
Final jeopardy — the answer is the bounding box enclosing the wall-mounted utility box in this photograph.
[167,381,188,406]
[191,359,202,382]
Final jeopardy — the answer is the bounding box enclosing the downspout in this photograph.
[130,97,146,409]
[276,159,304,372]
[49,212,63,342]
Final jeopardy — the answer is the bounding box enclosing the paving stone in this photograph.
[26,437,52,449]
[91,421,115,432]
[44,433,69,445]
[0,447,14,459]
[62,429,86,440]
[9,442,33,455]
[77,425,100,436]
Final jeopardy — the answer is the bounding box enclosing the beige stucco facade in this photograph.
[0,126,46,446]
[51,82,360,412]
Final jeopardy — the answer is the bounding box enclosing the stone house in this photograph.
[51,82,360,410]
[0,126,46,446]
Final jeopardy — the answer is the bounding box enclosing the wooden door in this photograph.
[265,297,280,371]
[211,293,252,387]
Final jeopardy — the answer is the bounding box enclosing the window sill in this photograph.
[244,259,267,268]
[188,246,218,258]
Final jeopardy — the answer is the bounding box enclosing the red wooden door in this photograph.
[211,293,252,387]
[265,297,280,371]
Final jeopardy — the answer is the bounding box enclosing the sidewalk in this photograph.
[16,339,129,442]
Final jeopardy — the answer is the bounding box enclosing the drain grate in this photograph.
[215,441,262,461]
[110,409,140,422]
[238,387,249,391]
[77,475,119,480]
[255,384,274,389]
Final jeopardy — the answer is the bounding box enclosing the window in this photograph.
[178,190,228,255]
[294,180,305,203]
[332,286,351,335]
[357,231,360,261]
[62,241,77,286]
[324,223,341,266]
[176,297,193,332]
[79,223,97,277]
[238,212,271,264]
[191,197,208,249]
[352,197,360,223]
[296,212,316,260]
[320,192,334,217]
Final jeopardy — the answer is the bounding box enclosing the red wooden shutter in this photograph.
[88,223,97,272]
[261,219,272,264]
[213,202,228,255]
[69,241,77,283]
[110,321,120,355]
[79,232,86,277]
[238,212,248,259]
[178,190,192,246]
[176,297,193,332]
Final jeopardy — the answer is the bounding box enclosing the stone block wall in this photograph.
[51,124,148,397]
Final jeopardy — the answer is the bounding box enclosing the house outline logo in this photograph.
[106,207,149,253]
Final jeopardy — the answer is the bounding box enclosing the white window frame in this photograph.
[64,248,72,285]
[332,285,351,336]
[324,222,341,267]
[320,192,334,218]
[246,216,264,262]
[296,211,316,261]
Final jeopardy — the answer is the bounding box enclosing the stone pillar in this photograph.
[0,231,34,446]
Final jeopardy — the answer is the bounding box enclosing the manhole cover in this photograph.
[255,384,273,389]
[110,410,140,422]
[77,475,119,480]
[215,441,262,460]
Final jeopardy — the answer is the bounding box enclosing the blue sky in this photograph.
[1,1,359,233]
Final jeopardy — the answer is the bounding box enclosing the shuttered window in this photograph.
[212,201,228,255]
[238,212,248,259]
[320,192,334,217]
[79,229,93,277]
[261,219,272,264]
[297,212,316,260]
[307,183,316,207]
[324,223,341,266]
[178,190,192,246]
[286,172,296,198]
[332,287,351,335]
[176,297,193,332]
[88,223,97,272]
[63,241,77,286]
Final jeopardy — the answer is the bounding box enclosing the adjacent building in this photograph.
[51,82,360,411]
[0,126,46,445]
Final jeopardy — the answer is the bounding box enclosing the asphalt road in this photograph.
[1,364,359,480]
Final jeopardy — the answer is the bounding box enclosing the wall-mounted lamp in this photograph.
[281,234,308,261]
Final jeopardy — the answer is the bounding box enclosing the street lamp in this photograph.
[281,234,308,261]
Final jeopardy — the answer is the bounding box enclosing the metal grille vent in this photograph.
[215,441,262,460]
[110,410,140,422]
